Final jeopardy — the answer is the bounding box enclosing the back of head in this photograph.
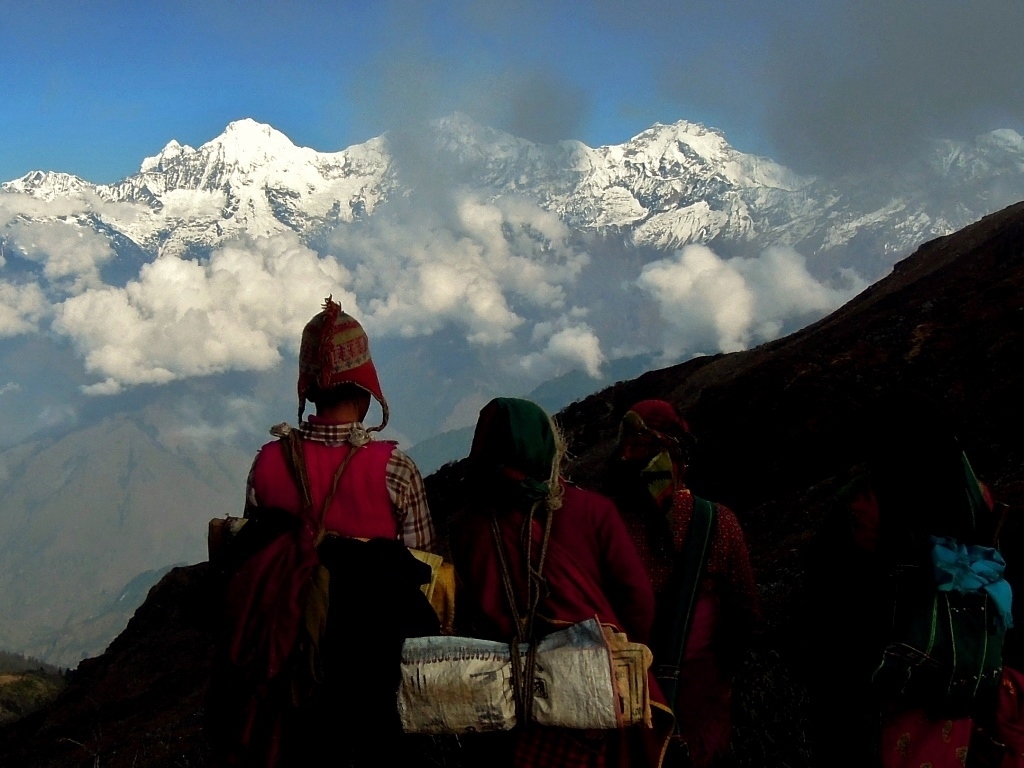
[297,297,389,430]
[468,397,563,510]
[615,399,694,466]
[610,399,695,513]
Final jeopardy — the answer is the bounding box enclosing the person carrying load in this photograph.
[806,391,1019,767]
[206,297,440,768]
[451,397,672,768]
[608,399,758,768]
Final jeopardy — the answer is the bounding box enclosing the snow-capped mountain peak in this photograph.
[982,128,1024,152]
[2,170,94,200]
[3,115,1023,276]
[139,139,196,174]
[613,120,808,192]
[202,118,312,172]
[79,118,393,254]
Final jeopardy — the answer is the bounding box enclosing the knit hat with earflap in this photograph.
[297,297,389,431]
[616,399,695,511]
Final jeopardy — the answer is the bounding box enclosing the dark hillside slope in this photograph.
[2,200,1023,767]
[554,199,1024,635]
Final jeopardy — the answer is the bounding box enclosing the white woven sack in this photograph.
[398,635,516,734]
[530,619,620,729]
[399,618,626,733]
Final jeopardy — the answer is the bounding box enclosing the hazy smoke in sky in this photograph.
[499,72,590,146]
[658,0,1024,175]
[5,1,1021,187]
[349,1,590,146]
[361,0,1024,177]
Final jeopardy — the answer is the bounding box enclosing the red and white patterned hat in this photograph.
[297,297,389,431]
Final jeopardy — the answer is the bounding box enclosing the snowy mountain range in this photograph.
[6,115,1023,279]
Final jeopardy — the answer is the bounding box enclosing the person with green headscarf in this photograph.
[452,397,666,768]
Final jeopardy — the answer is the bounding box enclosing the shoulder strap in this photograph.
[278,429,362,546]
[280,430,314,515]
[654,495,718,715]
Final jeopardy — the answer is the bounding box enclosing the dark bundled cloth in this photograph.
[802,392,1010,768]
[207,535,439,768]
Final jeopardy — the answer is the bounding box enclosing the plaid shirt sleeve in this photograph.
[386,448,436,552]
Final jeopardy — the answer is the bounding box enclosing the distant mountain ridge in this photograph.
[3,112,1023,667]
[5,115,1024,277]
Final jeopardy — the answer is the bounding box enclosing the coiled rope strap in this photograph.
[490,501,555,726]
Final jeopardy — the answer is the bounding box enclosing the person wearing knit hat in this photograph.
[248,297,433,550]
[296,297,389,429]
[610,400,757,768]
[211,297,438,768]
[451,397,672,768]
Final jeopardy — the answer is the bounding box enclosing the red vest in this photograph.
[251,438,398,540]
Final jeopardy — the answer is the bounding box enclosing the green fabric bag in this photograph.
[871,561,1005,719]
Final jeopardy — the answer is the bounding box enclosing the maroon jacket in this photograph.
[453,483,656,645]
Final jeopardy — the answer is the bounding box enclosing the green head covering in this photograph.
[469,397,558,503]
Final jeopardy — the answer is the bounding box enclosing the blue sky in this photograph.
[0,1,702,182]
[2,0,1023,182]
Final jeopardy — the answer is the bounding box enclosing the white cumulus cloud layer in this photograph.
[0,280,49,337]
[329,192,589,346]
[521,313,606,379]
[636,244,866,359]
[5,220,115,293]
[1,185,866,408]
[52,233,353,393]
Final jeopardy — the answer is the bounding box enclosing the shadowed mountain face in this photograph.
[2,201,1023,766]
[0,415,251,664]
[553,199,1024,631]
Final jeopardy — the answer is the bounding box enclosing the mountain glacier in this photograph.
[6,114,1022,280]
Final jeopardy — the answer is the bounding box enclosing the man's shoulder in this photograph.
[362,438,399,453]
[253,437,286,463]
[688,491,732,516]
[686,492,744,535]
